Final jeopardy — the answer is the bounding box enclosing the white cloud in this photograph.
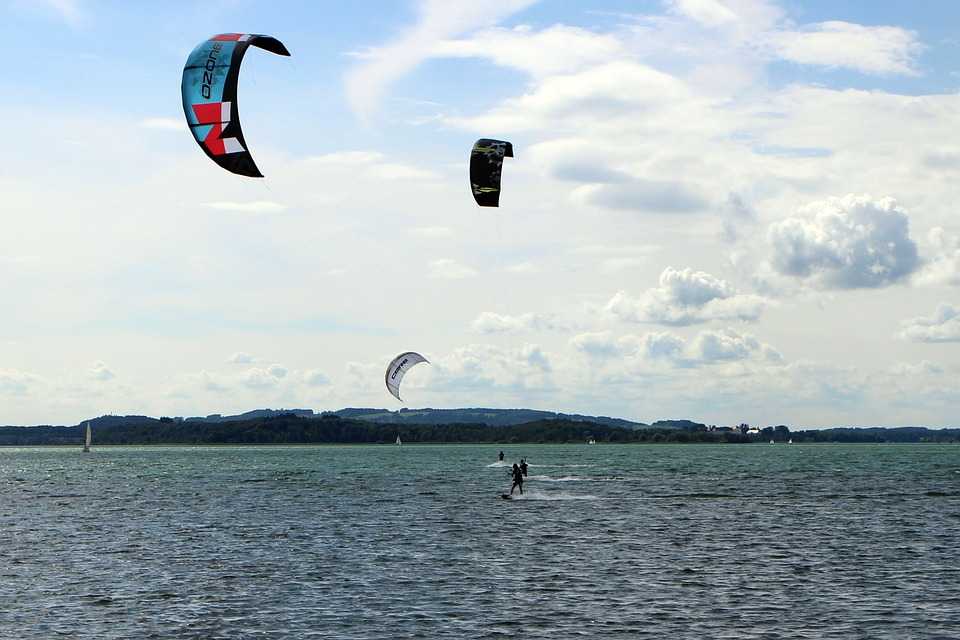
[429,258,477,279]
[572,327,779,367]
[0,369,42,396]
[140,117,183,131]
[204,201,288,214]
[769,21,922,75]
[448,60,691,131]
[898,304,960,343]
[228,352,255,364]
[642,331,686,360]
[303,369,331,386]
[344,0,537,120]
[570,331,621,358]
[267,364,288,379]
[917,227,960,287]
[433,24,624,76]
[768,194,919,289]
[305,151,438,181]
[689,328,781,363]
[309,151,385,165]
[429,343,554,393]
[88,361,114,382]
[472,311,559,334]
[575,178,709,213]
[606,267,768,325]
[242,366,287,389]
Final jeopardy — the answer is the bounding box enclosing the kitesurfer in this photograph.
[498,450,504,462]
[520,458,528,477]
[510,463,524,495]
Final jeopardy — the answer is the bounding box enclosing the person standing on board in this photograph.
[519,458,528,477]
[498,450,504,462]
[510,463,524,495]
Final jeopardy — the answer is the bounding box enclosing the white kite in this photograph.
[384,352,429,401]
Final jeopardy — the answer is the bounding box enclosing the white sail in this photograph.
[396,435,402,446]
[83,423,91,452]
[384,352,429,401]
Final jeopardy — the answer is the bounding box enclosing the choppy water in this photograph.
[1,444,958,639]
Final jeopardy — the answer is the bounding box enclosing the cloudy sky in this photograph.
[2,0,959,427]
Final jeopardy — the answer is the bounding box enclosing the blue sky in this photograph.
[1,0,960,426]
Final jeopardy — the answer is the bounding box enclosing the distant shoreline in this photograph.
[1,414,957,446]
[2,441,958,449]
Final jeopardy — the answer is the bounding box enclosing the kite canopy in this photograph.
[470,139,513,207]
[385,352,429,401]
[181,33,290,177]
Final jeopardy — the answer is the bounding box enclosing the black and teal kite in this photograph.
[470,139,513,207]
[181,33,290,178]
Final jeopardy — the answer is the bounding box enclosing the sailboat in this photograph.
[82,422,91,453]
[395,435,402,446]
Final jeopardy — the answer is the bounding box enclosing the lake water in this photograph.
[1,444,958,639]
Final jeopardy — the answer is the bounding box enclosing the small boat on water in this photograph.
[769,439,775,444]
[395,435,402,446]
[587,438,596,445]
[788,439,793,444]
[82,422,91,453]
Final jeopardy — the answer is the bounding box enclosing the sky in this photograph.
[2,0,960,427]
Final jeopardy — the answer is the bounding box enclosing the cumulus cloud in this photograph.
[88,361,114,382]
[572,327,779,367]
[605,266,767,325]
[344,0,537,120]
[689,328,781,363]
[472,311,560,334]
[898,304,960,343]
[267,364,288,379]
[916,227,960,287]
[769,21,922,75]
[570,331,624,358]
[768,194,919,289]
[228,352,255,364]
[242,365,287,389]
[426,343,555,393]
[429,258,477,279]
[303,369,331,386]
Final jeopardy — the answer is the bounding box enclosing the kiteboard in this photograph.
[500,494,512,500]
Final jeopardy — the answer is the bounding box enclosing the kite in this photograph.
[181,33,290,177]
[470,139,513,207]
[385,352,429,401]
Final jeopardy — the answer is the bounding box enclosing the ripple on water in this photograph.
[0,444,957,639]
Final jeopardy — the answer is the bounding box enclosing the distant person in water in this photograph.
[498,450,504,462]
[510,463,524,495]
[520,458,528,477]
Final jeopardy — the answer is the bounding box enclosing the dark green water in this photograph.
[1,444,958,639]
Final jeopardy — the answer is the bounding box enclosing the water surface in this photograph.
[1,444,957,638]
